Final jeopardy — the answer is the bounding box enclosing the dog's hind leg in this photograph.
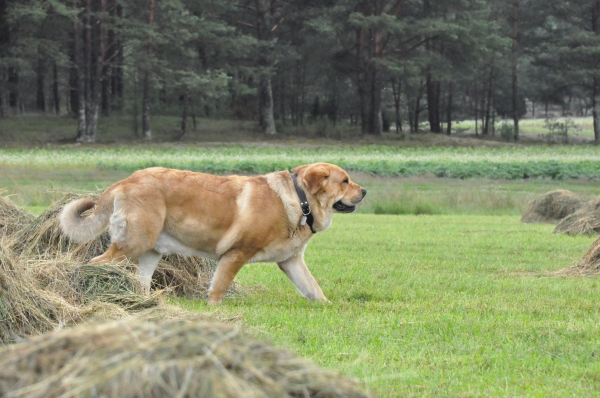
[277,254,327,301]
[136,250,162,293]
[208,249,254,304]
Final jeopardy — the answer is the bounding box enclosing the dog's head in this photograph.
[292,163,366,214]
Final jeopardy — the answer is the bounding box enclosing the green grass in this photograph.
[3,166,600,217]
[2,144,600,180]
[2,140,600,396]
[174,214,600,396]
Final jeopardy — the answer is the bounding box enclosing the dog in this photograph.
[59,163,366,304]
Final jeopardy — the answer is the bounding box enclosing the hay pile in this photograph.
[0,319,368,398]
[0,240,76,343]
[0,191,231,343]
[10,191,227,298]
[553,197,600,236]
[0,195,35,239]
[521,190,583,224]
[553,236,600,276]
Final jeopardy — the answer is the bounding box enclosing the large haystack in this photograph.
[0,195,34,239]
[521,190,582,224]
[553,197,600,235]
[0,319,368,398]
[0,239,171,344]
[10,191,228,298]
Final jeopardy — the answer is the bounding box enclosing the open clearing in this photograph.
[1,141,600,396]
[175,214,599,397]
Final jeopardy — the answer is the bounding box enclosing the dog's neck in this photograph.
[291,173,317,234]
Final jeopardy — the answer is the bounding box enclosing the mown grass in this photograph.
[2,138,600,396]
[3,166,600,217]
[2,144,600,180]
[174,214,600,397]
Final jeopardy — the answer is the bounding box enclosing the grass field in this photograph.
[1,133,600,396]
[175,215,600,396]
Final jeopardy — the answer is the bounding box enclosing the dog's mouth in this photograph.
[333,201,356,213]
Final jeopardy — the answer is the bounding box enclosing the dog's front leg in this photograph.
[208,249,253,305]
[277,254,327,301]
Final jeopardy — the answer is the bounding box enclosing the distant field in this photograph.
[1,144,600,180]
[452,116,595,138]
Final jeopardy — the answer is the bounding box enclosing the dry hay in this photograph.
[0,195,34,239]
[11,191,109,258]
[0,240,77,344]
[9,191,229,298]
[0,192,239,343]
[0,239,171,344]
[521,190,582,224]
[0,319,369,398]
[553,197,600,236]
[553,236,600,276]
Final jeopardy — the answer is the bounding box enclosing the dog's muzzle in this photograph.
[333,188,367,213]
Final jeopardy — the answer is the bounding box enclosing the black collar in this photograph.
[291,173,316,234]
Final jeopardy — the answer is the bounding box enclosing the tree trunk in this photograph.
[133,70,139,137]
[259,77,276,135]
[73,3,86,140]
[8,67,18,114]
[446,82,453,135]
[36,54,46,112]
[484,67,494,135]
[0,69,7,118]
[368,68,383,135]
[279,69,286,125]
[52,59,60,115]
[180,89,188,140]
[512,0,519,141]
[426,69,440,133]
[142,0,155,140]
[254,0,277,134]
[391,77,402,135]
[593,1,600,144]
[142,71,151,140]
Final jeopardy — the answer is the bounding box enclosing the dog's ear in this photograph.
[302,165,329,195]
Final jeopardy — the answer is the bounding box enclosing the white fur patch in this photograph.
[108,197,127,244]
[265,172,302,230]
[154,232,218,260]
[59,198,109,243]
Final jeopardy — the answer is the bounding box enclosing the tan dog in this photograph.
[59,163,366,304]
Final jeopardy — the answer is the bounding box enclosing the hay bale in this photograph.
[27,255,162,311]
[0,319,369,398]
[553,235,600,276]
[0,195,34,239]
[521,190,582,224]
[553,197,600,235]
[0,240,78,344]
[12,191,227,298]
[11,191,109,257]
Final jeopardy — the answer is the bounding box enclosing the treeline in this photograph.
[1,1,600,143]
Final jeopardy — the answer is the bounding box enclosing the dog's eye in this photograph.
[343,178,349,184]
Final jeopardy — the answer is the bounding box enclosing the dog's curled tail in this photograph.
[59,197,111,243]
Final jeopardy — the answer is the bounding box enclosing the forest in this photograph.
[1,0,600,143]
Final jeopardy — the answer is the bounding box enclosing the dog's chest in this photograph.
[248,234,308,264]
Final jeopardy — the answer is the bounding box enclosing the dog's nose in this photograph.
[361,188,367,198]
